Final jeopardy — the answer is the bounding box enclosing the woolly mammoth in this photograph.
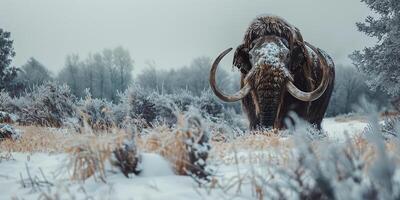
[210,15,335,130]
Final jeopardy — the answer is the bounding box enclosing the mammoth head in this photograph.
[210,15,331,129]
[234,15,307,73]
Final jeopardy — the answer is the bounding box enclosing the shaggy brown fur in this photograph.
[234,15,335,130]
[234,15,313,82]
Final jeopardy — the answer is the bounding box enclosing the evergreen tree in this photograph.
[351,0,400,98]
[0,29,18,92]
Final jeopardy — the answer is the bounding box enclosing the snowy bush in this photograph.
[0,111,14,123]
[116,85,157,129]
[77,89,115,130]
[181,111,212,180]
[197,90,224,118]
[209,106,400,200]
[382,119,400,137]
[117,85,243,131]
[1,81,244,136]
[111,136,141,177]
[0,91,18,114]
[16,82,77,127]
[284,110,400,200]
[0,124,21,140]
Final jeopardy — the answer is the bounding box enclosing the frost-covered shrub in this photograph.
[0,91,19,113]
[380,116,400,139]
[78,90,115,130]
[111,136,141,177]
[117,85,157,128]
[17,82,77,127]
[361,99,400,140]
[197,90,224,118]
[118,85,243,131]
[143,92,180,126]
[0,111,14,123]
[241,107,400,200]
[2,81,243,132]
[0,124,21,140]
[181,111,212,180]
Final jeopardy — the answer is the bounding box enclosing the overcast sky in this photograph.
[0,0,374,73]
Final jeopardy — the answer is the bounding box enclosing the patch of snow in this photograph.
[250,40,289,68]
[0,153,237,200]
[0,117,373,199]
[322,118,368,140]
[138,153,174,177]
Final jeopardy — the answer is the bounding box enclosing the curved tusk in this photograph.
[286,47,331,102]
[210,48,252,102]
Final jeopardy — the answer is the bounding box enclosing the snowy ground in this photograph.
[321,117,368,140]
[0,117,368,200]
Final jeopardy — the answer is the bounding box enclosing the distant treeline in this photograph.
[13,47,133,101]
[4,46,390,117]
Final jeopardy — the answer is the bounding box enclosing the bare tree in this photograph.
[58,54,83,97]
[58,47,134,101]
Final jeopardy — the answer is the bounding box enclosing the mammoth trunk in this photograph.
[253,67,287,129]
[257,86,281,128]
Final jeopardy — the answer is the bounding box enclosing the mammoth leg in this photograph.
[309,67,335,129]
[240,74,259,130]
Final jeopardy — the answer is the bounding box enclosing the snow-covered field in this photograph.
[0,117,372,200]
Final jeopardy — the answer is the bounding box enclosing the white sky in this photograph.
[0,0,374,73]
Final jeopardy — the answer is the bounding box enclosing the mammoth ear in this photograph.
[233,44,252,74]
[288,27,310,72]
[289,27,315,91]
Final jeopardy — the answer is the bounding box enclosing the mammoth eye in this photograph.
[281,39,289,48]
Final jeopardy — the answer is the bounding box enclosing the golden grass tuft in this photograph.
[138,129,190,175]
[65,132,128,182]
[209,131,292,165]
[0,125,72,153]
[66,138,110,182]
[136,115,205,176]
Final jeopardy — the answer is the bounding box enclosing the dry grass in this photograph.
[1,119,398,186]
[0,125,129,153]
[0,124,393,163]
[66,137,112,182]
[0,125,72,153]
[2,115,399,200]
[63,130,129,182]
[0,125,130,182]
[137,128,191,175]
[136,115,207,176]
[210,133,292,165]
